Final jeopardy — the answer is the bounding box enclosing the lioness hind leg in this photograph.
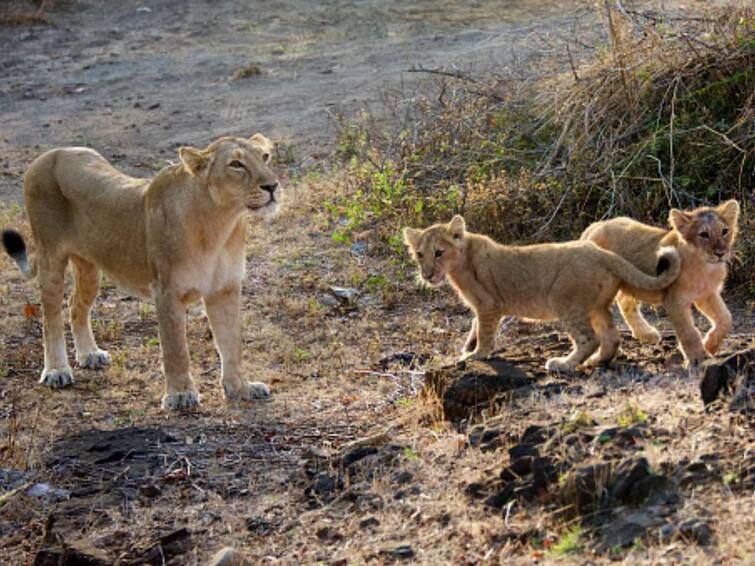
[70,256,111,370]
[617,292,661,344]
[546,317,599,372]
[203,286,270,402]
[585,307,620,366]
[39,254,74,387]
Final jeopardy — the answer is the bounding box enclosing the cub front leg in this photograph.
[664,296,706,375]
[154,285,199,409]
[695,293,732,356]
[204,285,270,402]
[459,309,500,361]
[461,318,478,355]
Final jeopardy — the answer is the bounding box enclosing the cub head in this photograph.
[669,199,739,264]
[179,133,279,215]
[403,215,466,286]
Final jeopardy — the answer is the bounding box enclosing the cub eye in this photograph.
[416,252,423,259]
[699,231,709,239]
[435,249,444,258]
[722,228,729,236]
[229,160,245,170]
[262,152,271,163]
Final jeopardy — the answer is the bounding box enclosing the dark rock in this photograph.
[33,543,110,566]
[468,426,503,450]
[520,424,553,445]
[609,457,653,503]
[139,484,161,499]
[392,471,413,485]
[340,446,378,468]
[379,545,415,560]
[531,457,558,489]
[626,475,670,505]
[508,443,539,459]
[484,483,515,509]
[595,518,647,552]
[425,359,533,421]
[465,482,486,498]
[359,516,380,530]
[246,517,274,536]
[679,519,714,546]
[700,348,754,406]
[316,526,343,543]
[506,456,534,478]
[560,463,612,514]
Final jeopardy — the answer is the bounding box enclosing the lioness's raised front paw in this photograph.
[223,381,271,402]
[545,357,577,373]
[162,389,200,410]
[40,367,75,388]
[77,349,112,370]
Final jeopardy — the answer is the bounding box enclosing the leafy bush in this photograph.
[326,5,754,291]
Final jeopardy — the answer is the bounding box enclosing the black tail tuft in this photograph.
[2,229,26,258]
[656,256,670,275]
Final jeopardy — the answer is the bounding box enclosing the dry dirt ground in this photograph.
[1,1,754,565]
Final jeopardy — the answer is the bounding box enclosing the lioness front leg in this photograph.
[460,309,500,361]
[664,296,706,374]
[154,286,199,409]
[203,285,270,401]
[695,293,732,356]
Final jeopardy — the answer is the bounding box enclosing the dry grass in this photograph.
[0,1,55,26]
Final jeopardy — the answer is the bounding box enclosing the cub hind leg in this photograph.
[617,291,661,344]
[584,306,621,366]
[70,256,111,369]
[38,254,74,387]
[545,316,599,372]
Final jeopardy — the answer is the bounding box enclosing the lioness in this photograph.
[403,216,681,371]
[2,134,279,409]
[581,200,739,372]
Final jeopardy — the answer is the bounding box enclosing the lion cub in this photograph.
[403,216,681,371]
[582,200,739,372]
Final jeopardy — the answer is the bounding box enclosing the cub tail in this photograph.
[599,245,680,291]
[2,229,37,280]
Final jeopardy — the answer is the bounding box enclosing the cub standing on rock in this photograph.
[403,216,682,372]
[581,200,740,374]
[2,134,279,410]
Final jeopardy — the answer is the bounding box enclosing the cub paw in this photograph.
[545,357,576,373]
[77,349,112,370]
[40,367,75,388]
[162,390,200,410]
[703,332,722,356]
[224,381,271,401]
[633,328,662,344]
[458,351,491,362]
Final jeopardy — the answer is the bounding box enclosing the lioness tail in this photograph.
[2,229,37,280]
[600,245,680,290]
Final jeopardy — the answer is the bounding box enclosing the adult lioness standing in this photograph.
[2,134,279,409]
[582,200,739,373]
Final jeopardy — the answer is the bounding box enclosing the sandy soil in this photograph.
[0,0,584,203]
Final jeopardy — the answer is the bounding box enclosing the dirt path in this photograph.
[0,0,582,203]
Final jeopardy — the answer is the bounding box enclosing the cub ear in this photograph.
[179,146,208,176]
[250,133,274,162]
[668,209,692,232]
[717,199,739,227]
[403,227,422,250]
[448,215,466,240]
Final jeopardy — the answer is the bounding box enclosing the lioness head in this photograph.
[669,199,739,264]
[178,134,279,215]
[403,215,466,286]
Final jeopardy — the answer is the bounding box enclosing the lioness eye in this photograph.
[699,231,709,239]
[435,249,443,258]
[722,228,729,236]
[262,152,271,163]
[417,252,423,259]
[229,160,245,169]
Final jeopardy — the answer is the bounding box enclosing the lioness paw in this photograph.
[77,349,112,370]
[545,357,577,373]
[162,390,200,410]
[224,381,271,401]
[40,367,74,388]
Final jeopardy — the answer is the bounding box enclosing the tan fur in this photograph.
[7,134,280,409]
[582,200,739,373]
[403,216,681,371]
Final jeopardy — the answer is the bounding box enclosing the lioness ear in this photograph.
[250,133,274,162]
[668,209,692,232]
[717,199,739,227]
[448,215,466,240]
[179,146,208,176]
[403,227,421,250]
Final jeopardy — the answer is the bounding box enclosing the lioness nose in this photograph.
[261,182,278,194]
